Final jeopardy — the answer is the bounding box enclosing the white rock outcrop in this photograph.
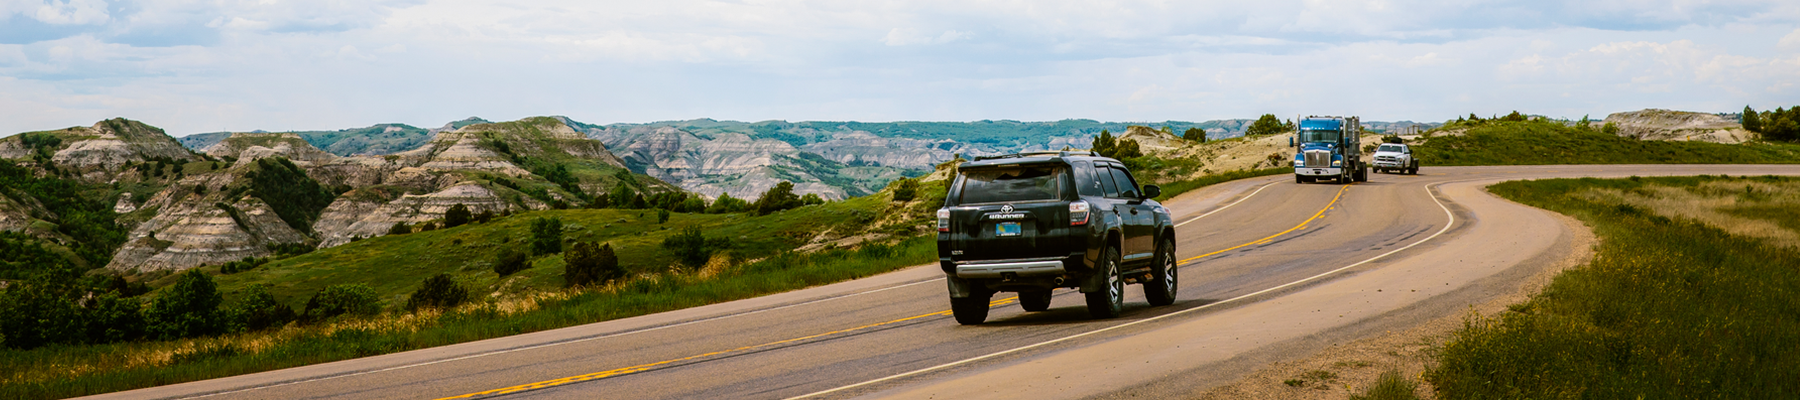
[1602,109,1753,144]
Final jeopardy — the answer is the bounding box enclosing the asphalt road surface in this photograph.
[92,165,1800,400]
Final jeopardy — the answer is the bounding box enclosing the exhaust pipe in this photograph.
[1054,277,1066,286]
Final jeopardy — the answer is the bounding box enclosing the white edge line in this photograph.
[1176,181,1277,228]
[785,182,1460,400]
[181,277,947,399]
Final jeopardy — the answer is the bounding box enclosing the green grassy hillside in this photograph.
[1412,119,1800,165]
[178,124,432,157]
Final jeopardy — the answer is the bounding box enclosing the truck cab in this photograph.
[1290,116,1368,184]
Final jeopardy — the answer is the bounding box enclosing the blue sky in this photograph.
[1,0,1797,135]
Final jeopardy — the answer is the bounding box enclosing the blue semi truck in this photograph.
[1290,115,1368,184]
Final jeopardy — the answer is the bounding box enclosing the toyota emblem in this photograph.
[1000,204,1014,213]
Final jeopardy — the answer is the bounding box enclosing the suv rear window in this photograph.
[957,166,1065,204]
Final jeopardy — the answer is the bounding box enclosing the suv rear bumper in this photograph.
[955,258,1067,278]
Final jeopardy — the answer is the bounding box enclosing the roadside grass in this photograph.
[1412,119,1800,166]
[1428,175,1800,398]
[1350,370,1422,400]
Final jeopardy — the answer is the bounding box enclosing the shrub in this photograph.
[565,242,623,287]
[530,217,564,255]
[301,284,381,323]
[0,281,84,349]
[232,284,294,332]
[494,247,530,276]
[83,293,146,344]
[891,178,918,202]
[405,273,470,311]
[706,192,749,214]
[145,270,226,340]
[657,208,671,223]
[753,181,803,215]
[474,210,496,224]
[388,222,411,235]
[444,203,471,228]
[1182,127,1207,142]
[662,226,730,270]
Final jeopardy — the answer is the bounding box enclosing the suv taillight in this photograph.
[1070,201,1090,226]
[937,208,950,232]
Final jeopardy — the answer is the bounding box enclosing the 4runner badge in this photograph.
[989,204,1026,220]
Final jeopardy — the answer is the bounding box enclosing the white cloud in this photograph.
[0,1,1797,134]
[1781,28,1800,50]
[29,0,109,25]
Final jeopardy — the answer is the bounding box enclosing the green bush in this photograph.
[301,284,381,323]
[753,181,803,215]
[387,222,411,235]
[564,242,623,287]
[891,178,918,202]
[444,203,471,228]
[230,284,294,332]
[705,192,749,214]
[0,281,84,349]
[530,217,564,255]
[145,270,227,340]
[657,208,671,224]
[494,247,530,276]
[405,273,470,311]
[662,227,730,270]
[83,293,146,344]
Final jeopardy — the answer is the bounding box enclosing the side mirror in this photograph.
[1142,185,1161,199]
[1289,136,1294,147]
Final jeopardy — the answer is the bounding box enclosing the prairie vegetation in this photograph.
[1412,117,1800,166]
[1430,175,1800,398]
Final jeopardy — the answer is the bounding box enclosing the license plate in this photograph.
[996,222,1021,237]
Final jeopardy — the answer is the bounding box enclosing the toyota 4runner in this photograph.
[936,151,1178,325]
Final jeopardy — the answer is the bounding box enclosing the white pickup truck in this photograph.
[1371,143,1419,175]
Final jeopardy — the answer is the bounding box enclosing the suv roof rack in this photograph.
[972,150,1099,161]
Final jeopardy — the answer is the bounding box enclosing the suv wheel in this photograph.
[1085,247,1125,319]
[1020,290,1052,312]
[1144,238,1178,306]
[951,291,992,325]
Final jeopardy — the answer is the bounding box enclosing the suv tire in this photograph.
[1086,247,1125,319]
[1020,290,1052,312]
[1144,238,1178,306]
[951,292,992,325]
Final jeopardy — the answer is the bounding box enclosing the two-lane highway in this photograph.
[94,165,1800,400]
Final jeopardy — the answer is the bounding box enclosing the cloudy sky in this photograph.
[2,0,1797,135]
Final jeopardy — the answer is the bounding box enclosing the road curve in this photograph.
[89,165,1800,400]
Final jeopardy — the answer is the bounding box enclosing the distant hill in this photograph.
[179,123,432,157]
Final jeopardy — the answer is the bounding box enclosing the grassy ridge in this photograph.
[1414,119,1800,166]
[1429,176,1800,398]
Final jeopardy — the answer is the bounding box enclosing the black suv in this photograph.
[936,151,1178,324]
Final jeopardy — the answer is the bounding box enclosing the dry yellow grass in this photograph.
[1577,179,1800,248]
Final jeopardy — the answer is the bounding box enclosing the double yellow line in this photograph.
[439,184,1351,399]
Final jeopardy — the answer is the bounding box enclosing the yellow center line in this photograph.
[440,184,1351,399]
[1176,184,1350,265]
